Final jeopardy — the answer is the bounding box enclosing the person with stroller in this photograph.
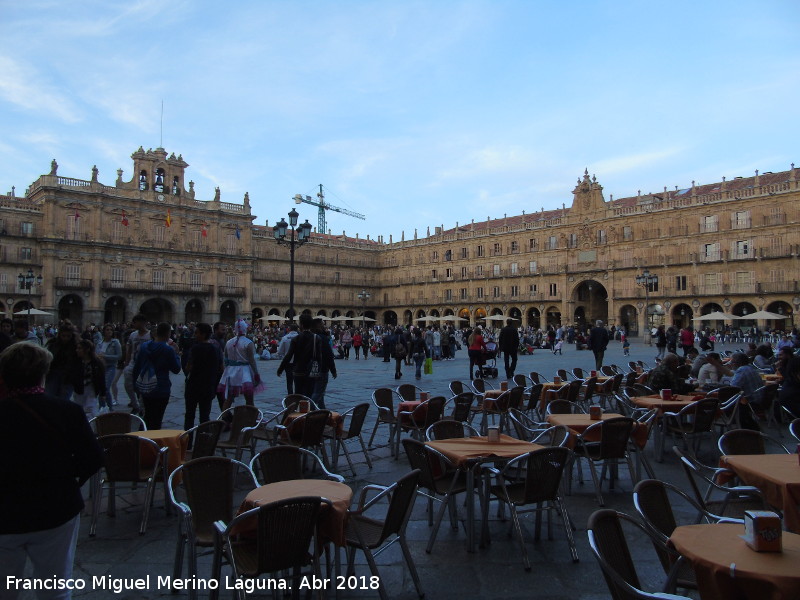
[468,326,488,380]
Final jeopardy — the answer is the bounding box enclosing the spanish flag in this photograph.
[165,209,172,228]
[121,210,129,226]
[201,223,208,237]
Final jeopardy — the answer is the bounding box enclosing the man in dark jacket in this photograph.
[133,321,181,430]
[588,320,610,371]
[498,319,520,379]
[310,318,337,409]
[277,314,318,398]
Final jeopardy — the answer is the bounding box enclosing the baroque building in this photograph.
[1,148,798,335]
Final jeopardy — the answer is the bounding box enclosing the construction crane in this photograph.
[293,184,365,235]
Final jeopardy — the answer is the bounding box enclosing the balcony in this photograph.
[54,277,93,291]
[219,286,246,297]
[101,280,213,295]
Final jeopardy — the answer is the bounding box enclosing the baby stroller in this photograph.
[475,341,499,379]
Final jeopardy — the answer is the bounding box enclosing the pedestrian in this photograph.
[123,314,151,415]
[352,329,363,360]
[218,319,262,411]
[410,328,429,380]
[588,320,610,371]
[0,342,103,598]
[310,318,337,409]
[72,339,107,420]
[468,326,488,380]
[277,313,318,398]
[340,328,352,360]
[133,322,181,430]
[391,327,408,379]
[95,324,122,409]
[183,322,222,432]
[276,324,299,394]
[498,319,520,379]
[12,319,41,345]
[655,325,667,360]
[45,320,79,402]
[210,321,229,411]
[679,325,695,357]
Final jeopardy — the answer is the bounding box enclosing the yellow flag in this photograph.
[166,209,172,228]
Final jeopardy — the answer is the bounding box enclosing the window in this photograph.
[546,236,557,250]
[226,234,237,254]
[444,250,452,261]
[510,240,519,253]
[702,243,720,261]
[476,287,484,299]
[529,260,537,273]
[597,229,607,244]
[704,272,719,292]
[66,214,80,240]
[431,269,437,280]
[111,267,125,287]
[21,222,33,235]
[735,272,751,289]
[65,264,81,283]
[334,272,340,283]
[733,210,750,228]
[675,275,687,291]
[549,283,558,297]
[226,274,238,288]
[510,285,519,297]
[623,226,633,241]
[190,272,202,289]
[493,242,502,255]
[510,262,518,275]
[112,220,124,242]
[492,286,501,298]
[476,265,483,276]
[154,225,165,243]
[461,266,468,278]
[460,288,468,299]
[702,215,718,233]
[19,247,32,260]
[461,247,468,259]
[432,250,439,261]
[445,268,453,279]
[567,233,577,248]
[492,264,500,276]
[733,240,750,258]
[152,270,165,288]
[529,238,538,251]
[529,284,538,294]
[445,289,452,300]
[192,230,204,247]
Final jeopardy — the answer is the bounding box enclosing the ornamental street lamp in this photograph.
[635,268,658,346]
[357,289,371,327]
[17,268,43,321]
[272,208,312,321]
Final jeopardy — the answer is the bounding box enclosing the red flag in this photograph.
[201,223,207,237]
[74,208,80,220]
[165,209,172,228]
[121,210,129,226]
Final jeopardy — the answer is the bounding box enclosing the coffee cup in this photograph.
[660,389,672,401]
[500,381,508,391]
[589,406,603,420]
[554,376,562,385]
[299,400,310,413]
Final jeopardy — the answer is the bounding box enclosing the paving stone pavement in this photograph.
[31,338,785,599]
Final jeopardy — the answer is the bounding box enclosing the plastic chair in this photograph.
[282,394,319,412]
[448,380,472,397]
[425,420,480,440]
[276,409,332,468]
[216,405,263,461]
[250,445,343,484]
[587,509,693,600]
[573,417,637,506]
[169,457,257,600]
[344,469,424,600]
[446,391,477,424]
[396,383,427,403]
[89,411,146,436]
[750,384,781,430]
[529,371,549,384]
[546,399,585,415]
[326,403,373,476]
[212,496,330,600]
[367,388,400,454]
[790,418,800,442]
[179,420,225,460]
[663,398,719,459]
[395,396,446,458]
[90,434,168,536]
[718,428,790,456]
[484,447,578,569]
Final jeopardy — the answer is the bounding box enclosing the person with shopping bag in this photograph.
[410,328,429,380]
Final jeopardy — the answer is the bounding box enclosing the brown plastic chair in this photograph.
[573,417,637,506]
[90,434,167,536]
[367,387,400,454]
[718,428,790,456]
[216,405,263,461]
[179,420,225,460]
[276,409,332,467]
[425,420,480,440]
[663,397,720,459]
[395,396,445,458]
[326,402,373,476]
[447,391,477,423]
[282,394,319,412]
[168,457,257,600]
[212,496,330,600]
[90,411,146,436]
[249,445,343,484]
[484,447,578,569]
[396,383,427,403]
[344,469,424,600]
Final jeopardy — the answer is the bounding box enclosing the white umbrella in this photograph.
[692,311,736,321]
[330,315,351,322]
[13,308,54,317]
[484,314,508,322]
[737,310,788,320]
[359,316,376,322]
[440,315,466,322]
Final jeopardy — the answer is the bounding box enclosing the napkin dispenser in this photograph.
[589,406,603,420]
[487,427,500,443]
[743,510,782,552]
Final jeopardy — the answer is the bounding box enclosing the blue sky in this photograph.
[1,1,798,240]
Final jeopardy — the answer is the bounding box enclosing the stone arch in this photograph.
[140,297,175,325]
[58,294,84,328]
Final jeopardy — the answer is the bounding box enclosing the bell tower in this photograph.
[118,147,190,200]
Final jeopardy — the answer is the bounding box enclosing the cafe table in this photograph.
[397,400,425,424]
[720,454,800,533]
[669,523,800,600]
[632,395,704,461]
[426,434,543,552]
[284,410,344,437]
[129,428,187,477]
[545,412,647,448]
[537,382,567,414]
[237,479,353,546]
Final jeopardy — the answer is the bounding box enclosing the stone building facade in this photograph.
[1,147,798,335]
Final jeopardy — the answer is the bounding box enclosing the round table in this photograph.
[129,428,186,475]
[670,523,800,600]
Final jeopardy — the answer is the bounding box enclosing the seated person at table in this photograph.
[728,352,767,430]
[752,344,775,373]
[697,352,732,390]
[646,353,696,395]
[0,342,103,595]
[775,346,795,379]
[778,355,800,418]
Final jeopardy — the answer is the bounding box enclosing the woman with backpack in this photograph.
[133,322,181,430]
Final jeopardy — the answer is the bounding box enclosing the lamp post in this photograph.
[357,289,371,328]
[635,268,658,345]
[273,208,312,321]
[17,268,43,321]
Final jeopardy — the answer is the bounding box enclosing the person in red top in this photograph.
[679,325,695,357]
[352,330,364,360]
[467,326,488,380]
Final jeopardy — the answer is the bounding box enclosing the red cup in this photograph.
[420,392,429,402]
[661,389,672,401]
[299,400,310,413]
[591,370,597,378]
[500,381,508,391]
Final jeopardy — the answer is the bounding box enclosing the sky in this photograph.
[1,0,798,241]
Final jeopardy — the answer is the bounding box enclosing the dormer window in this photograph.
[154,168,165,193]
[138,170,148,191]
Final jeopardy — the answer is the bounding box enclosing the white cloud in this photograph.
[591,148,685,177]
[0,57,82,123]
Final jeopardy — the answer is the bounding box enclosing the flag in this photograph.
[121,210,129,226]
[74,208,80,220]
[201,223,207,238]
[235,224,241,240]
[165,209,172,228]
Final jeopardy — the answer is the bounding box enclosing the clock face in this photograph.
[157,194,165,202]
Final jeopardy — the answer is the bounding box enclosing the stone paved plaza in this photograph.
[52,338,786,600]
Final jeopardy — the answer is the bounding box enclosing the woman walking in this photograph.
[72,339,107,419]
[218,319,262,411]
[95,324,122,409]
[468,326,488,380]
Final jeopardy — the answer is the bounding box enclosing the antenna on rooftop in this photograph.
[160,100,164,148]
